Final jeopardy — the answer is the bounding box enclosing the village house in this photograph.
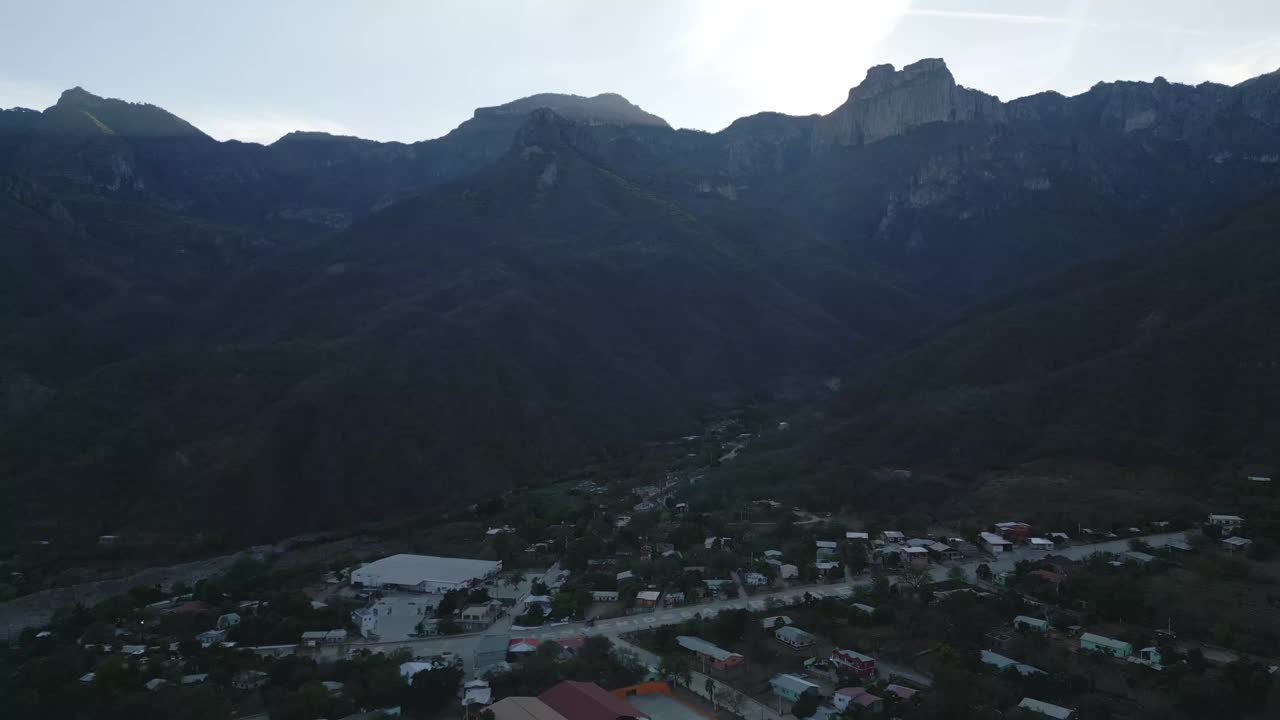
[677,635,744,670]
[775,625,818,649]
[851,602,876,616]
[815,560,841,576]
[216,612,241,629]
[980,532,1013,555]
[885,684,917,702]
[1019,698,1074,719]
[780,564,800,580]
[1223,536,1253,552]
[1014,615,1050,633]
[830,648,877,678]
[460,603,500,631]
[833,687,883,713]
[300,629,347,646]
[763,549,784,559]
[995,522,1032,542]
[743,571,769,587]
[903,546,930,567]
[881,531,905,544]
[1080,632,1132,658]
[1208,514,1246,531]
[929,542,963,562]
[762,615,792,630]
[982,650,1046,676]
[634,590,662,609]
[1028,538,1055,551]
[352,607,379,638]
[770,674,819,703]
[1132,646,1163,667]
[1125,551,1156,564]
[196,629,227,648]
[590,590,619,602]
[846,531,870,542]
[816,540,839,559]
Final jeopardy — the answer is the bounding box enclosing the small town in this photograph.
[5,431,1278,720]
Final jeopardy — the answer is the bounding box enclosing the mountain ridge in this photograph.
[4,58,1280,541]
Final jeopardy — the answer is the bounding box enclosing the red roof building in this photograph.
[539,681,647,720]
[829,649,877,678]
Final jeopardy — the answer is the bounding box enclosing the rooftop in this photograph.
[488,697,572,720]
[353,554,501,586]
[539,681,648,720]
[1080,632,1131,651]
[677,635,742,662]
[771,674,818,694]
[1018,698,1073,719]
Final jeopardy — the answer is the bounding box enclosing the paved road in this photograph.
[287,531,1193,676]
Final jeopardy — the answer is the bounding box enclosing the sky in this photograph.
[3,0,1279,144]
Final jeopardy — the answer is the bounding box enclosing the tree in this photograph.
[947,565,968,583]
[659,653,692,686]
[405,665,463,718]
[975,563,993,582]
[791,692,819,718]
[897,564,931,590]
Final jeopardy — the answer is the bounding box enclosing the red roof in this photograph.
[169,601,214,615]
[557,637,586,651]
[852,693,883,707]
[539,681,645,720]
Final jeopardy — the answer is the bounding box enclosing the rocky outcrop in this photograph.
[812,58,1004,151]
[474,91,670,128]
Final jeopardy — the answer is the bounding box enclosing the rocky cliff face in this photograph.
[813,58,1004,151]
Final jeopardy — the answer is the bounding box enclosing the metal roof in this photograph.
[352,554,500,587]
[1018,698,1073,719]
[677,635,741,662]
[770,674,818,694]
[1080,633,1131,651]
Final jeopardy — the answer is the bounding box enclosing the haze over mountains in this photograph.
[3,59,1280,541]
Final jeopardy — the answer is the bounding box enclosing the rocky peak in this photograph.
[42,86,206,138]
[475,92,669,128]
[55,86,105,108]
[813,58,1005,151]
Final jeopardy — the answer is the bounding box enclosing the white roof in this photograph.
[1029,538,1054,546]
[636,590,661,601]
[980,532,1012,545]
[1210,514,1245,521]
[816,540,839,548]
[1018,698,1073,719]
[851,603,876,614]
[353,554,500,586]
[882,531,905,538]
[846,532,869,540]
[903,546,928,554]
[1080,632,1130,651]
[677,635,742,661]
[762,615,792,629]
[1224,536,1253,546]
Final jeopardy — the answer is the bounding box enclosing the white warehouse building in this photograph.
[351,554,502,593]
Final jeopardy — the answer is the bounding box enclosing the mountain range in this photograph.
[3,58,1280,541]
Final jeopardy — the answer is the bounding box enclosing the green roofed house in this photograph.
[1079,632,1132,658]
[770,674,819,702]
